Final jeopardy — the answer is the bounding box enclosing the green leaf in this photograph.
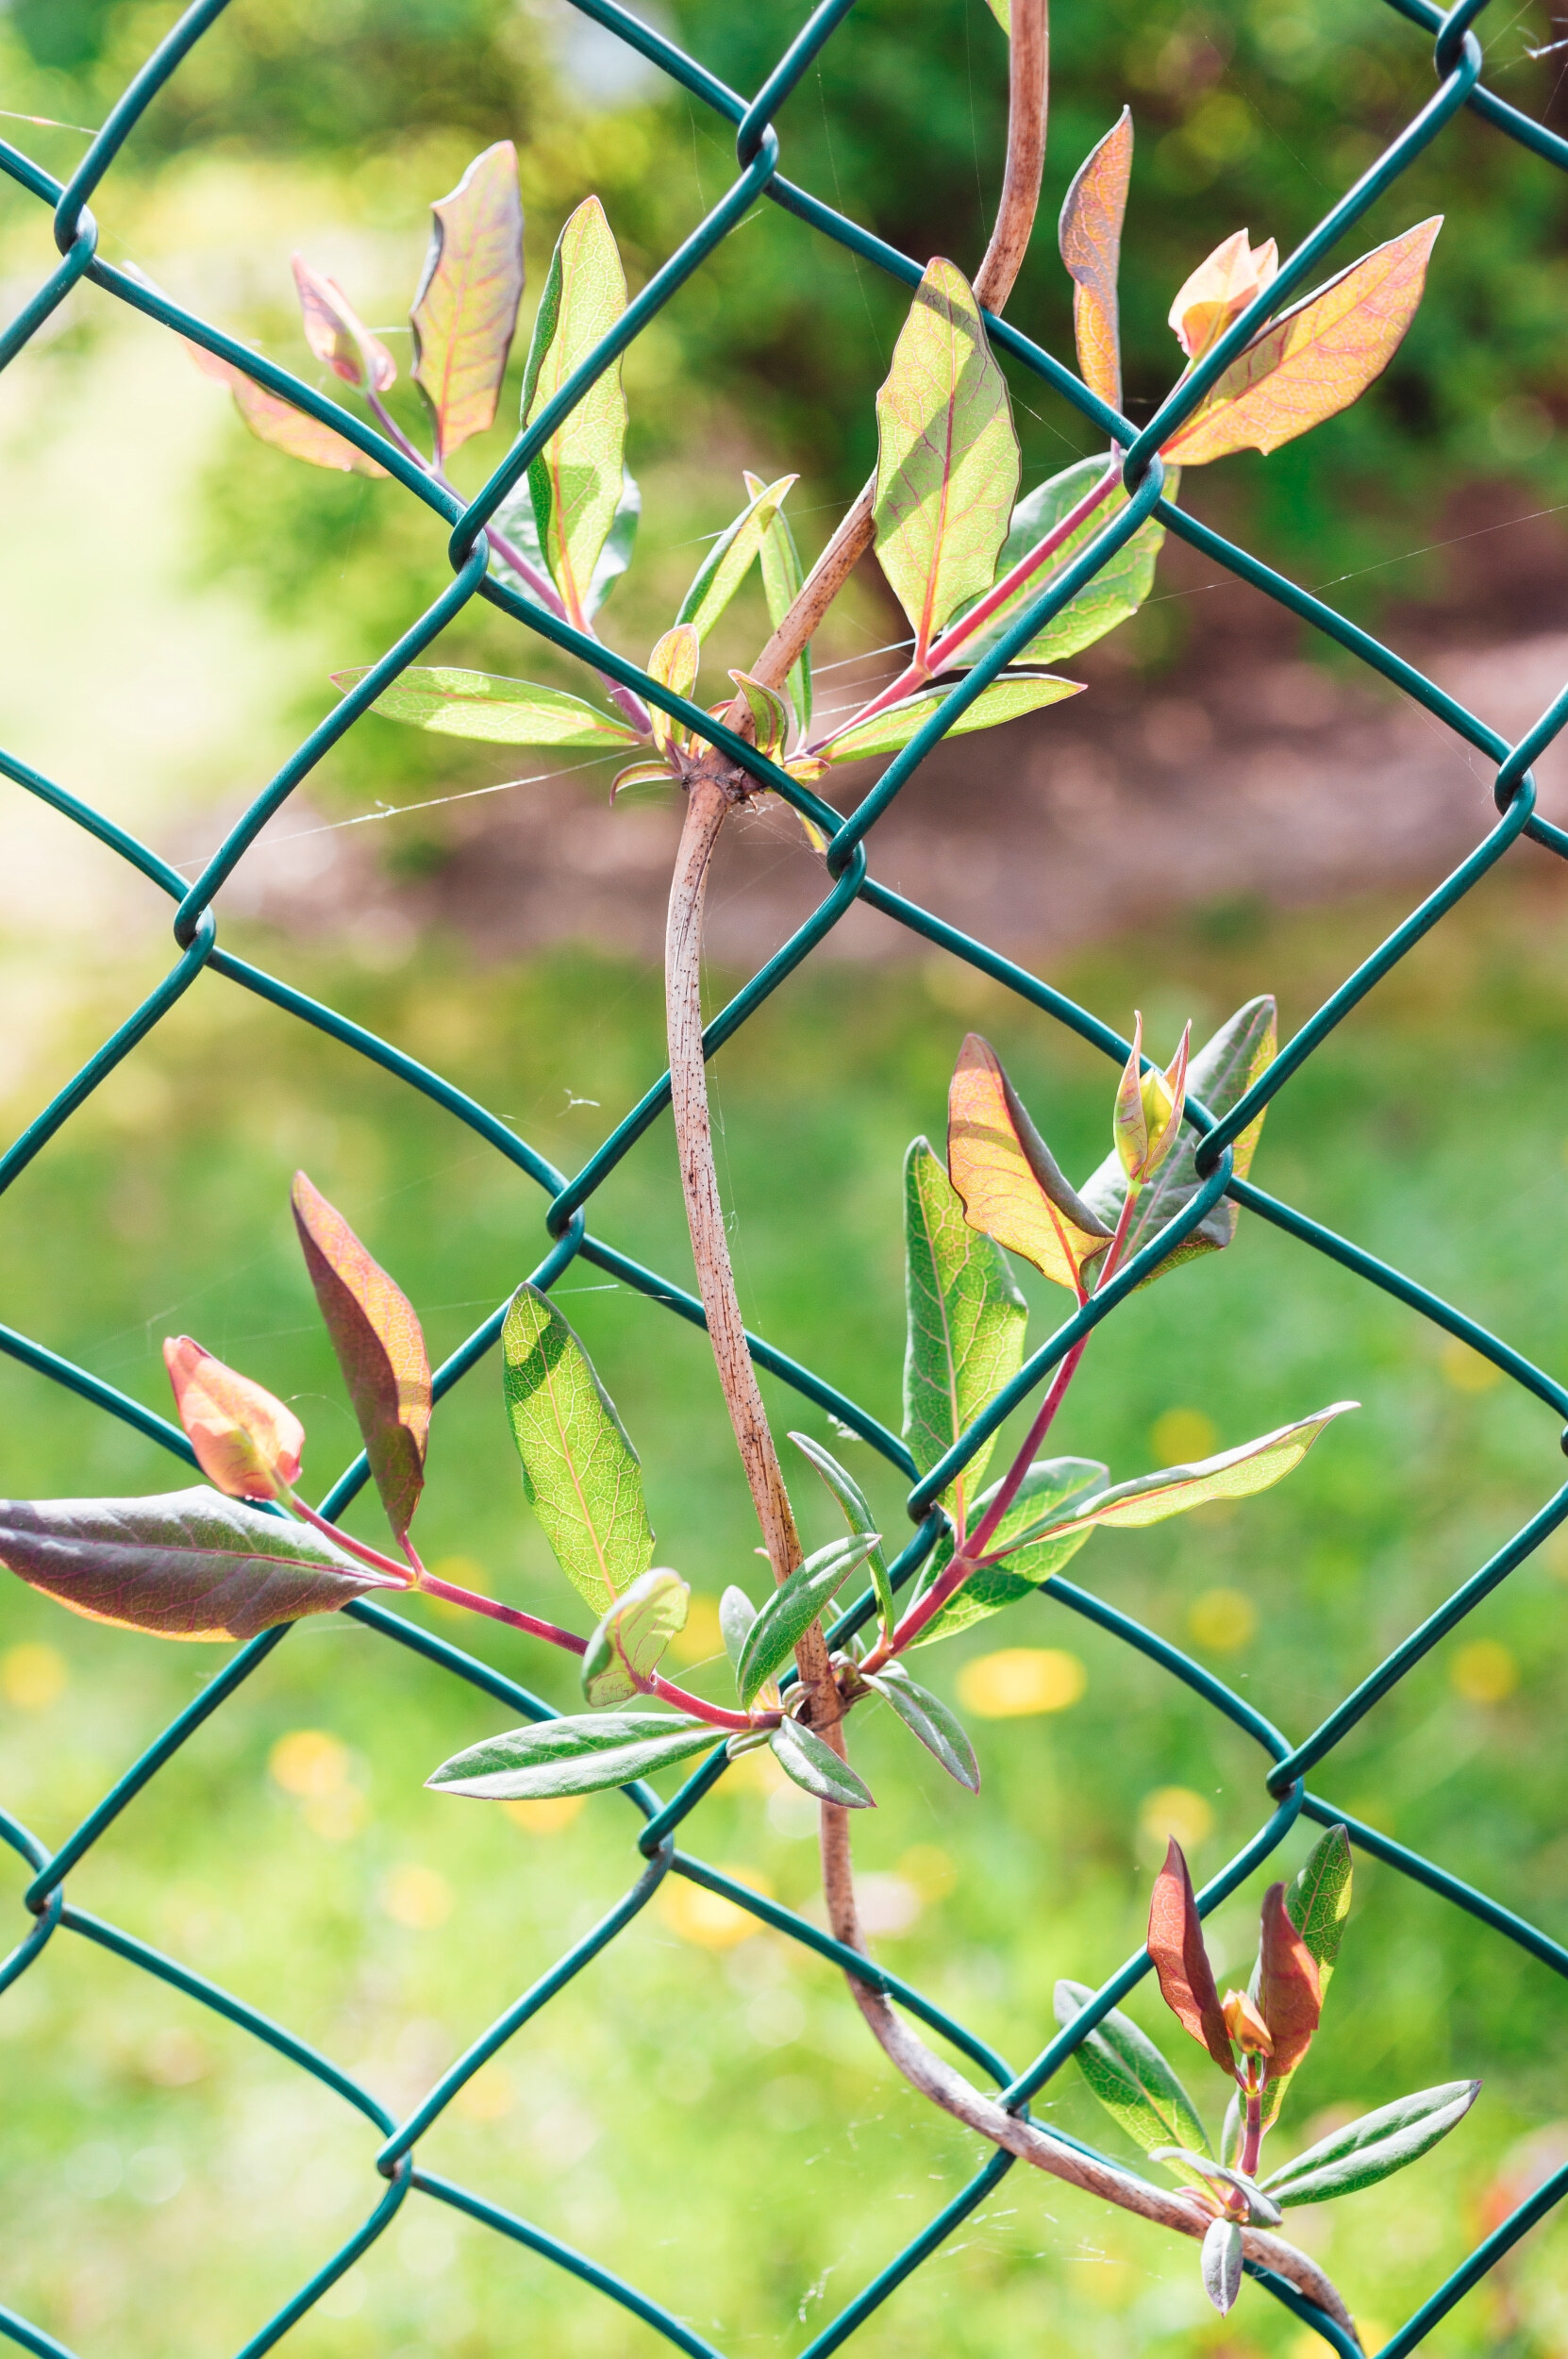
[789,1430,895,1639]
[953,458,1175,674]
[720,1584,758,1671]
[1078,995,1277,1280]
[744,465,811,732]
[1288,1823,1353,1987]
[1259,2082,1480,2206]
[1148,2149,1281,2225]
[770,1715,876,1808]
[903,1140,1027,1527]
[1040,1402,1358,1538]
[864,1664,979,1790]
[581,1567,689,1706]
[522,195,629,628]
[1054,1981,1214,2186]
[492,466,639,618]
[676,473,797,646]
[647,624,699,756]
[728,670,789,761]
[427,1711,721,1800]
[1202,2217,1243,2317]
[332,665,642,748]
[817,672,1083,763]
[409,141,525,458]
[874,258,1020,660]
[913,1457,1106,1645]
[502,1282,655,1615]
[736,1534,877,1707]
[0,1488,388,1642]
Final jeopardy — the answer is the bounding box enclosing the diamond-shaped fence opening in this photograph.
[1,0,1567,2351]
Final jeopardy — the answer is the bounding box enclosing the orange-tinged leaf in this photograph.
[411,141,525,458]
[1167,229,1277,364]
[163,1338,304,1503]
[947,1034,1111,1295]
[1162,218,1442,467]
[1259,1882,1321,2079]
[292,1173,431,1541]
[1059,109,1133,411]
[1222,1987,1273,2056]
[1148,1837,1233,2073]
[291,255,396,393]
[186,341,387,477]
[647,624,699,756]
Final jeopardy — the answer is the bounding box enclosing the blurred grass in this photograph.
[1,870,1567,2353]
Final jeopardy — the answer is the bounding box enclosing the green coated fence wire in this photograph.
[0,0,1566,2350]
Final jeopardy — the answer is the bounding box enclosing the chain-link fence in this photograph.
[1,0,1566,2350]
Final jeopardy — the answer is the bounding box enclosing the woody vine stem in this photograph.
[659,0,1357,2335]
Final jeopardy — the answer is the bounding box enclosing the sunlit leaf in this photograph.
[728,670,788,761]
[502,1282,655,1615]
[187,342,387,476]
[1148,1837,1232,2072]
[410,141,525,458]
[292,1172,431,1541]
[817,672,1081,762]
[1168,229,1277,366]
[1043,1402,1357,1537]
[428,1711,720,1800]
[609,760,676,804]
[1079,995,1276,1280]
[1288,1823,1353,1987]
[913,1457,1105,1645]
[983,0,1009,27]
[863,1663,979,1790]
[0,1489,387,1641]
[582,1567,690,1705]
[522,195,629,627]
[1059,109,1132,410]
[744,465,811,732]
[1162,218,1443,466]
[873,258,1020,660]
[952,457,1174,673]
[1054,1980,1213,2184]
[720,1584,758,1671]
[770,1715,875,1808]
[292,255,396,393]
[1149,2150,1280,2224]
[1259,1881,1321,2080]
[332,664,642,747]
[676,473,797,646]
[1202,2217,1243,2316]
[947,1032,1111,1295]
[491,466,639,617]
[736,1533,877,1707]
[1259,2081,1480,2206]
[162,1337,303,1504]
[646,625,699,755]
[903,1139,1027,1528]
[1112,1014,1191,1189]
[789,1431,895,1638]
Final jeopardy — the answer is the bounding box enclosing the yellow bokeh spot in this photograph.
[1187,1587,1257,1653]
[0,1643,67,1710]
[455,2062,517,2121]
[427,1556,490,1615]
[380,1864,454,1930]
[668,1593,724,1665]
[957,1648,1085,1718]
[899,1844,958,1901]
[1140,1785,1215,1853]
[1441,1340,1501,1394]
[269,1729,351,1799]
[659,1865,773,1949]
[1451,1639,1518,1704]
[302,1790,367,1842]
[1150,1407,1218,1465]
[503,1794,588,1834]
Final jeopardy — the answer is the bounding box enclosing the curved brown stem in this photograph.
[817,1793,1362,2343]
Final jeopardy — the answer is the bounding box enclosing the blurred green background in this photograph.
[0,1,1566,2355]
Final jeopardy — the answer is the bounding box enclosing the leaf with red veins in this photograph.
[1059,109,1133,411]
[163,1337,304,1502]
[410,141,525,457]
[291,256,396,393]
[1148,1837,1233,2074]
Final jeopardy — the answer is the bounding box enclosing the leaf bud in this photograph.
[1222,1986,1274,2057]
[1169,230,1279,364]
[163,1337,304,1502]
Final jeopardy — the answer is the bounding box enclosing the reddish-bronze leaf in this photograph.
[1148,1837,1233,2073]
[410,141,525,458]
[163,1336,303,1503]
[1259,1881,1322,2079]
[947,1034,1111,1296]
[292,1172,431,1540]
[291,256,396,393]
[186,340,387,477]
[1059,109,1133,411]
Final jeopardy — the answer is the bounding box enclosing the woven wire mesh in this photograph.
[0,0,1566,2350]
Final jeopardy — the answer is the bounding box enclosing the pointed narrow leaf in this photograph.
[292,256,395,393]
[188,343,386,476]
[1046,1403,1358,1537]
[1055,1982,1213,2181]
[818,672,1082,764]
[502,1282,655,1614]
[720,1584,759,1674]
[428,1711,720,1800]
[873,259,1020,659]
[913,1457,1106,1645]
[864,1664,979,1790]
[646,625,699,754]
[1149,1838,1232,2072]
[1079,995,1277,1280]
[947,1033,1111,1294]
[903,1140,1026,1526]
[1259,2082,1480,2206]
[522,196,629,627]
[736,1534,877,1707]
[770,1715,875,1808]
[1162,219,1443,467]
[163,1337,303,1503]
[332,664,641,748]
[292,1173,431,1541]
[728,671,788,761]
[1201,2217,1243,2316]
[952,457,1173,673]
[1259,1882,1321,2080]
[1288,1825,1353,1986]
[582,1567,689,1705]
[1148,2149,1281,2224]
[1059,110,1132,410]
[410,141,525,457]
[789,1431,895,1638]
[745,465,811,731]
[0,1489,389,1641]
[609,761,676,804]
[676,474,797,646]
